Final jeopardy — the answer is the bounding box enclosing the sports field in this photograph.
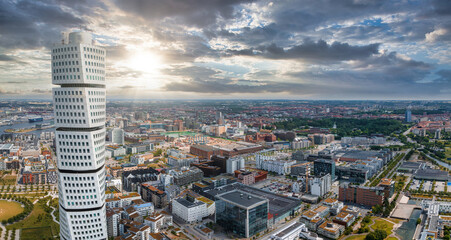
[0,200,23,221]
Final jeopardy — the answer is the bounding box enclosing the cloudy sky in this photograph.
[0,0,450,100]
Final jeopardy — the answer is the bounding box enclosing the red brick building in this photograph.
[338,183,384,207]
[190,145,217,160]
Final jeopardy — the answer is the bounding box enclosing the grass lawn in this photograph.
[6,198,59,239]
[21,226,55,240]
[0,175,17,185]
[387,237,398,240]
[343,234,367,240]
[0,200,24,221]
[371,218,395,235]
[445,147,451,160]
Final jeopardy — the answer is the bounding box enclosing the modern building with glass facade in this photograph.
[215,190,268,238]
[314,158,335,180]
[52,31,107,240]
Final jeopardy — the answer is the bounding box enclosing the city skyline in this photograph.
[1,0,451,100]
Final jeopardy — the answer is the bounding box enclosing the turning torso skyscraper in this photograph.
[52,32,107,240]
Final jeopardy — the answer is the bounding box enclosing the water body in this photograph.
[0,119,55,136]
[396,208,421,240]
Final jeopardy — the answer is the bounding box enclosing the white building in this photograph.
[226,157,245,174]
[105,146,126,158]
[106,208,121,238]
[256,154,296,175]
[53,31,107,239]
[292,181,301,193]
[106,178,122,192]
[109,128,124,145]
[309,174,331,197]
[144,212,173,233]
[291,139,311,150]
[172,198,208,224]
[271,222,306,240]
[167,149,198,168]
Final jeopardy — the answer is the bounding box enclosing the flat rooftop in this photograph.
[217,190,266,209]
[415,169,449,180]
[205,182,301,217]
[275,222,304,238]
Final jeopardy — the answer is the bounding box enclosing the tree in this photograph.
[417,218,421,225]
[365,229,388,240]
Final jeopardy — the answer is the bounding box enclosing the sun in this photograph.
[126,51,162,73]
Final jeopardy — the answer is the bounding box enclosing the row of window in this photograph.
[64,182,95,188]
[67,200,99,206]
[89,98,105,103]
[53,60,79,67]
[88,91,104,96]
[53,54,78,60]
[67,195,98,200]
[53,74,105,81]
[83,46,105,55]
[84,61,105,68]
[85,68,104,75]
[53,75,81,81]
[84,53,104,62]
[63,176,95,181]
[56,112,85,117]
[56,118,86,124]
[74,232,103,240]
[70,212,101,219]
[54,67,80,74]
[86,75,105,81]
[55,90,83,96]
[90,111,104,117]
[53,46,78,53]
[55,104,84,110]
[90,104,104,110]
[55,97,83,103]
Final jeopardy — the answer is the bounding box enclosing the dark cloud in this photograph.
[115,0,252,27]
[0,54,17,62]
[226,39,380,62]
[0,0,104,50]
[163,66,219,78]
[434,69,451,83]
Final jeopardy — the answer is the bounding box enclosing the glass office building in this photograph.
[215,190,268,238]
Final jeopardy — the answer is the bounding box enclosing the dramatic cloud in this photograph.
[0,0,450,99]
[226,40,380,62]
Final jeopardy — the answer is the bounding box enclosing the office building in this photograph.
[172,197,208,224]
[338,183,385,207]
[109,128,124,145]
[215,190,268,238]
[53,31,107,240]
[167,149,198,168]
[405,109,412,123]
[202,182,301,225]
[256,153,296,175]
[226,156,245,174]
[309,174,331,197]
[169,167,203,186]
[314,159,335,180]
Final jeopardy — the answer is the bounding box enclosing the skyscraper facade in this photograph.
[405,109,412,122]
[52,32,107,240]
